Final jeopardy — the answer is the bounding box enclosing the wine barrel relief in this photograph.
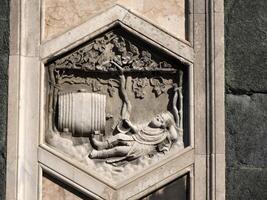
[57,92,106,137]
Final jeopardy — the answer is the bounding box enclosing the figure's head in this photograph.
[149,111,175,128]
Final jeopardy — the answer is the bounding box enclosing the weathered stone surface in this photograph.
[0,0,9,199]
[0,20,9,54]
[0,2,9,200]
[0,0,9,20]
[43,0,185,40]
[226,168,267,200]
[225,0,267,199]
[226,94,267,168]
[225,0,267,92]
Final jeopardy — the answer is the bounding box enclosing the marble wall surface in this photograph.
[43,0,185,40]
[42,174,91,200]
[141,175,188,200]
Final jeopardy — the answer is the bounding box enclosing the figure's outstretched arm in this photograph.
[123,119,138,134]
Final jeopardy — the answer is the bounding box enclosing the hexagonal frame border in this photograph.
[38,5,194,199]
[6,0,225,199]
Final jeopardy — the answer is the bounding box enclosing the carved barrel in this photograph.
[57,92,106,137]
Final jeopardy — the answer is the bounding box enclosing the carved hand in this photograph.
[122,118,131,127]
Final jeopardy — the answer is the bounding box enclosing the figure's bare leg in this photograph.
[90,138,109,150]
[89,146,131,159]
[91,133,133,150]
[90,131,108,150]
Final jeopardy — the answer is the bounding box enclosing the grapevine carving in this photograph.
[150,77,173,97]
[52,31,175,72]
[132,78,149,99]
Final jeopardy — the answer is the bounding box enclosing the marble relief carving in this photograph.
[46,28,185,180]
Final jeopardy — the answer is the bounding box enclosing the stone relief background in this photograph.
[43,0,185,40]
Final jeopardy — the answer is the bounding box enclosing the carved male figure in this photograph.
[89,63,184,163]
[89,110,183,163]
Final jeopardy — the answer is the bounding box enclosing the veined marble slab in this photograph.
[43,0,185,40]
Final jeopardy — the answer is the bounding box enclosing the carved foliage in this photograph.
[150,77,173,97]
[132,78,149,99]
[131,77,173,98]
[52,31,175,72]
[54,69,119,97]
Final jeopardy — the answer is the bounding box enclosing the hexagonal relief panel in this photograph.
[44,24,190,183]
[41,7,193,197]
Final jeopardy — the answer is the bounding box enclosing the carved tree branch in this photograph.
[178,71,183,129]
[172,84,180,128]
[111,61,132,120]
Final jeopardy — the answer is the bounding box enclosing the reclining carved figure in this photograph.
[89,111,183,163]
[89,65,184,163]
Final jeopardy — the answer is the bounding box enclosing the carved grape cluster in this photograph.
[132,78,149,99]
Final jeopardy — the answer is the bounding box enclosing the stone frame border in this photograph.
[6,0,225,199]
[38,7,195,198]
[187,0,225,199]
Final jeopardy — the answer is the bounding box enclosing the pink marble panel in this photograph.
[43,0,185,40]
